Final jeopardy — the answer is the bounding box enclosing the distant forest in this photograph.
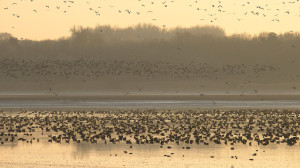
[0,24,299,65]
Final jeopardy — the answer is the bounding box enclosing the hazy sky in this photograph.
[0,0,299,40]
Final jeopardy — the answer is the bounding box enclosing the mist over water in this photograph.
[0,25,300,93]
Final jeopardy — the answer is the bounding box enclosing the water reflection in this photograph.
[0,141,298,168]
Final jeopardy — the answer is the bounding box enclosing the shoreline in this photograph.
[1,94,300,110]
[1,94,300,100]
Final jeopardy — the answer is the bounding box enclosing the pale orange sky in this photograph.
[0,0,299,40]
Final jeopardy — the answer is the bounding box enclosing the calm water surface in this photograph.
[0,140,299,168]
[1,100,300,108]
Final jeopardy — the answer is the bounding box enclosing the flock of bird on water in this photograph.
[0,109,299,160]
[2,0,300,29]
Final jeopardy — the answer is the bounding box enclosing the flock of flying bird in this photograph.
[2,0,300,30]
[0,58,279,81]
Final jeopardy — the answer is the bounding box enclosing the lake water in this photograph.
[1,100,300,109]
[0,140,298,168]
[1,105,300,168]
